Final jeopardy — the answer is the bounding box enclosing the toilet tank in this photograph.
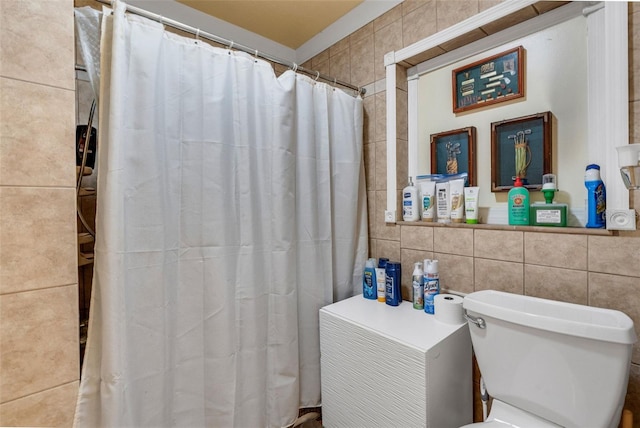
[463,290,636,428]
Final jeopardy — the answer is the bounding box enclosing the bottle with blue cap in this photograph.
[584,164,606,228]
[362,258,377,300]
[385,262,402,306]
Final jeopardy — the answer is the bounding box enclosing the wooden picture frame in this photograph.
[452,46,525,113]
[490,111,552,192]
[430,126,476,186]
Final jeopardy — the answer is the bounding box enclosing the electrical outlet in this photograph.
[385,210,396,223]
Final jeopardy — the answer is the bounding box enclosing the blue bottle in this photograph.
[362,258,377,300]
[385,262,402,306]
[585,164,606,228]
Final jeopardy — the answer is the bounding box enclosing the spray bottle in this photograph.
[423,259,439,314]
[412,262,424,310]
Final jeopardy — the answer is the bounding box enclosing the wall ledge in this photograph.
[397,221,615,236]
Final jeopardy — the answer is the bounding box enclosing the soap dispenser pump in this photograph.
[541,174,557,204]
[530,174,567,227]
[402,177,420,221]
[508,177,530,225]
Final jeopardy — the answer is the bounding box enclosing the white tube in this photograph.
[464,187,480,224]
[375,268,386,303]
[420,181,436,222]
[449,179,465,223]
[436,182,450,223]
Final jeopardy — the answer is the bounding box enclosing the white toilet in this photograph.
[461,290,637,428]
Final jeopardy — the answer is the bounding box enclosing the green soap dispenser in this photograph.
[508,177,530,225]
[530,174,568,227]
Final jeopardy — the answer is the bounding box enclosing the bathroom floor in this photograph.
[294,408,322,428]
[299,419,322,428]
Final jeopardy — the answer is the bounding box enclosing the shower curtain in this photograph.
[74,2,368,427]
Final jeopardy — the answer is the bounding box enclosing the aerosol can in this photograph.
[423,260,439,314]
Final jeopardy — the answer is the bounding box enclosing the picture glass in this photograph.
[431,127,476,186]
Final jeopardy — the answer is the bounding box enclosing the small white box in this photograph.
[319,296,473,428]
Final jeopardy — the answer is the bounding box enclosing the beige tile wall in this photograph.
[303,0,640,424]
[396,226,640,421]
[1,0,638,425]
[0,0,79,426]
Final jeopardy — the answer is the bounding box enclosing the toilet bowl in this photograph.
[460,290,636,428]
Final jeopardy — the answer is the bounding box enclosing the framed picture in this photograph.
[490,111,552,192]
[452,46,525,113]
[430,126,476,186]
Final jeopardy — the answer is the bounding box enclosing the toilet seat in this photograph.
[460,400,561,428]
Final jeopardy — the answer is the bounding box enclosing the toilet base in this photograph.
[460,400,561,428]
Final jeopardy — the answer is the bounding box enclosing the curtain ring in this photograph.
[292,63,298,72]
[228,40,234,50]
[315,71,320,81]
[195,28,200,43]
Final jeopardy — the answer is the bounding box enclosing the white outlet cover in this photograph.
[606,209,637,230]
[385,210,396,223]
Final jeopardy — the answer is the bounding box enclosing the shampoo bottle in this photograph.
[412,262,424,310]
[362,258,377,300]
[585,164,606,228]
[508,177,530,225]
[385,262,402,306]
[403,177,420,221]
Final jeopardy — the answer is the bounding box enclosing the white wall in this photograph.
[417,15,588,215]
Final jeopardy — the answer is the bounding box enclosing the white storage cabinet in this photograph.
[319,296,472,427]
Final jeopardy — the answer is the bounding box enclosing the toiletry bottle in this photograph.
[375,258,388,303]
[423,260,439,314]
[362,258,377,300]
[412,262,424,310]
[420,181,436,222]
[436,181,451,223]
[385,262,402,306]
[585,164,606,228]
[403,177,420,221]
[530,174,567,227]
[508,177,530,225]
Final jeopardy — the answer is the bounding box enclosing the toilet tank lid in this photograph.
[463,290,637,345]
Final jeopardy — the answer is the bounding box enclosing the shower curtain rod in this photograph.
[95,0,365,95]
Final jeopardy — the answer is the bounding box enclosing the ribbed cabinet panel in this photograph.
[319,296,472,427]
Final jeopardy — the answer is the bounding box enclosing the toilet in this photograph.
[461,290,636,428]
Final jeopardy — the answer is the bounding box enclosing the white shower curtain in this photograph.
[74,2,368,427]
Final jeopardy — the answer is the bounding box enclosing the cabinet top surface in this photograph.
[320,295,467,351]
